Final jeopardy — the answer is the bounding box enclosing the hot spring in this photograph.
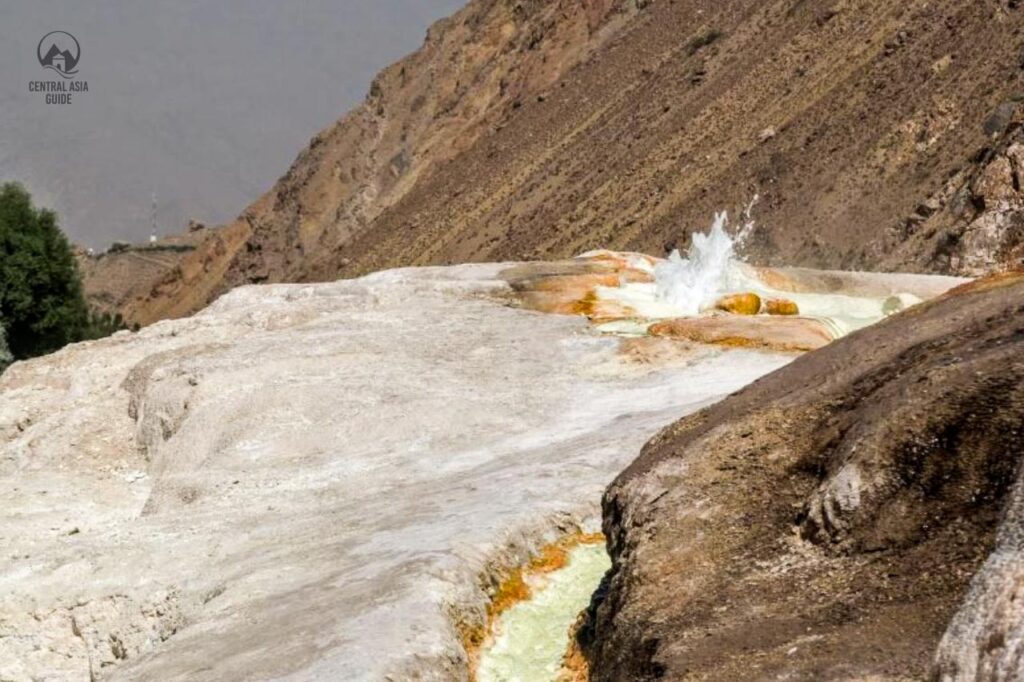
[472,212,960,681]
[476,541,609,682]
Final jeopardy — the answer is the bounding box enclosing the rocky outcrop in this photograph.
[584,271,1024,680]
[0,262,791,680]
[935,457,1024,681]
[88,0,1024,326]
[874,106,1024,276]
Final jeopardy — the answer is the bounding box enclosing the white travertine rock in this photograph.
[0,264,789,681]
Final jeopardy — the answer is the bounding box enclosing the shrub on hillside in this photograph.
[85,309,132,339]
[687,29,724,55]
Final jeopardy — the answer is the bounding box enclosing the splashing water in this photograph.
[653,211,750,315]
[591,203,929,338]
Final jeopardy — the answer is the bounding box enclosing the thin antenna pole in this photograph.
[150,192,157,243]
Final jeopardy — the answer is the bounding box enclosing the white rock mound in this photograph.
[0,264,789,681]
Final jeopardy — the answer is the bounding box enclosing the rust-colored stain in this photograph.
[505,256,650,322]
[943,268,1024,298]
[648,316,832,353]
[558,615,592,682]
[764,298,800,316]
[714,292,762,316]
[461,532,605,680]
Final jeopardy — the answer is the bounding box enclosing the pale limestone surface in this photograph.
[0,264,790,681]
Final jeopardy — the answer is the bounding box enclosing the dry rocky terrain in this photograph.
[85,0,1024,326]
[24,0,1024,679]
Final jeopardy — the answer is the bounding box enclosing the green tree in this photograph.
[0,319,13,374]
[0,182,90,359]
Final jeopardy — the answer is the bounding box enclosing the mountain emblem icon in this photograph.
[37,31,80,78]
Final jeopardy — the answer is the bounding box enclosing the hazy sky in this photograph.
[0,0,465,249]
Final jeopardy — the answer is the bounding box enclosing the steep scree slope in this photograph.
[117,0,639,324]
[108,0,1024,325]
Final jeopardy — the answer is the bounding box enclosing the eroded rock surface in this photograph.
[0,264,789,681]
[876,113,1024,277]
[585,272,1024,680]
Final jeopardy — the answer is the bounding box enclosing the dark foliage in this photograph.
[0,182,91,359]
[0,321,12,374]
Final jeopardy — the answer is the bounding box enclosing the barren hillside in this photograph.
[89,0,1024,325]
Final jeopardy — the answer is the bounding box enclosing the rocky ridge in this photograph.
[876,111,1024,276]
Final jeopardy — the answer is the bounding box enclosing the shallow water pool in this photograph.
[477,543,611,682]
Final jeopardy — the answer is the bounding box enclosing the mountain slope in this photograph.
[345,0,1024,273]
[116,0,640,324]
[95,0,1024,325]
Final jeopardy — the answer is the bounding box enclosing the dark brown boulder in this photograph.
[583,272,1024,680]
